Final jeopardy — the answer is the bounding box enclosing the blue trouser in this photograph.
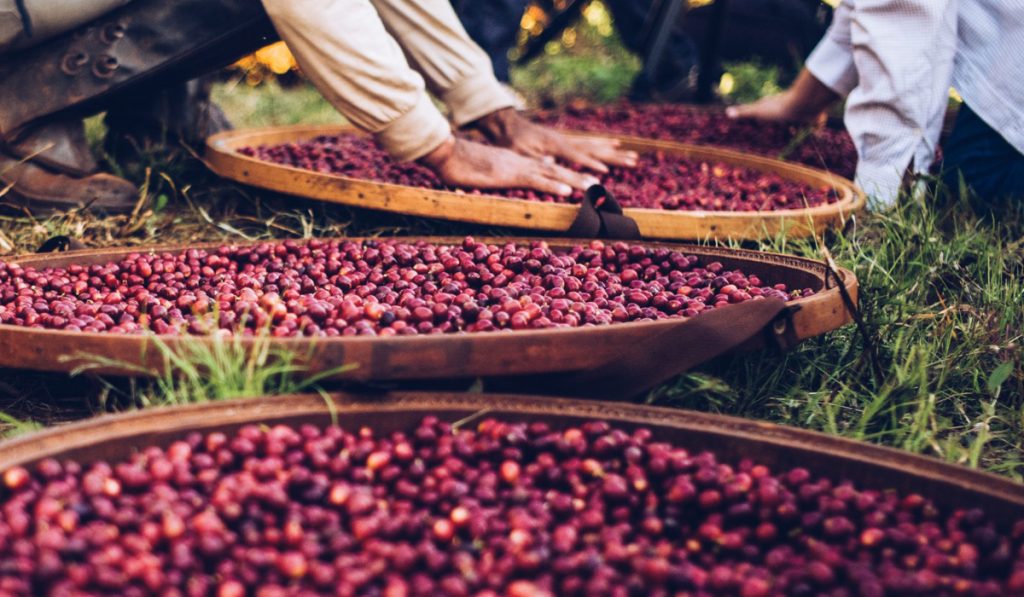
[605,0,698,99]
[942,103,1024,205]
[451,0,528,83]
[452,0,697,92]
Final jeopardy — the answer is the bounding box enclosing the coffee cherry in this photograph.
[532,102,858,179]
[500,461,521,484]
[0,238,806,337]
[2,466,29,490]
[432,519,455,542]
[4,417,1016,594]
[241,133,840,211]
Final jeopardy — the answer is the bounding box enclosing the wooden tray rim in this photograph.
[0,237,857,379]
[1,235,855,347]
[205,125,867,240]
[1,393,1020,519]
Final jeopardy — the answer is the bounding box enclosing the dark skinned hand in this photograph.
[474,108,639,174]
[420,136,600,197]
[725,69,840,125]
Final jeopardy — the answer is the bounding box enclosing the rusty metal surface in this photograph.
[0,0,271,139]
[1,392,1020,523]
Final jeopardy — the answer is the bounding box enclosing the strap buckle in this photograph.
[566,185,642,240]
[36,235,85,253]
[766,304,802,352]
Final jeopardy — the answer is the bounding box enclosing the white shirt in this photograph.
[806,0,1024,205]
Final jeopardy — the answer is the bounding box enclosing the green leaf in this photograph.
[986,361,1014,396]
[154,194,169,213]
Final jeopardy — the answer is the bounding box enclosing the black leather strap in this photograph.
[36,235,85,253]
[824,256,884,386]
[566,185,642,240]
[764,304,802,352]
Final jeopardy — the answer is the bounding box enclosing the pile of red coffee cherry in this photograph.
[0,238,812,337]
[240,134,839,211]
[2,417,1021,595]
[533,102,859,179]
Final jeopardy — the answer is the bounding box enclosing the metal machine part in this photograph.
[0,0,133,53]
[0,0,273,142]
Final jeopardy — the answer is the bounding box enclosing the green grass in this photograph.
[0,411,41,438]
[212,78,346,128]
[719,60,784,105]
[72,331,356,410]
[0,330,355,438]
[511,14,641,106]
[0,27,1021,482]
[653,193,1024,478]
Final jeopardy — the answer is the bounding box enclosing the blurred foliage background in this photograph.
[226,0,786,107]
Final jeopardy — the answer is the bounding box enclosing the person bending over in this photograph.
[727,0,1023,208]
[262,0,637,198]
[0,0,636,214]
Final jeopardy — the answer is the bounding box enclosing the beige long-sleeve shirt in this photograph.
[260,0,516,161]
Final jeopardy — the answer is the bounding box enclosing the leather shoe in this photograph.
[0,152,137,215]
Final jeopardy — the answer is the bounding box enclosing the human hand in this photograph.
[725,91,817,123]
[420,136,600,197]
[725,69,839,125]
[474,108,638,174]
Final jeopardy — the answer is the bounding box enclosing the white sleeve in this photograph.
[844,0,958,205]
[805,0,858,97]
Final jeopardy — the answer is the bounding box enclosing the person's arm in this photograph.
[366,0,514,129]
[725,69,840,124]
[842,0,957,204]
[729,0,957,205]
[259,0,596,195]
[368,0,637,172]
[726,0,855,122]
[260,0,450,162]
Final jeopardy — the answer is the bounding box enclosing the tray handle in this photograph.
[36,235,86,253]
[496,297,791,400]
[566,185,642,240]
